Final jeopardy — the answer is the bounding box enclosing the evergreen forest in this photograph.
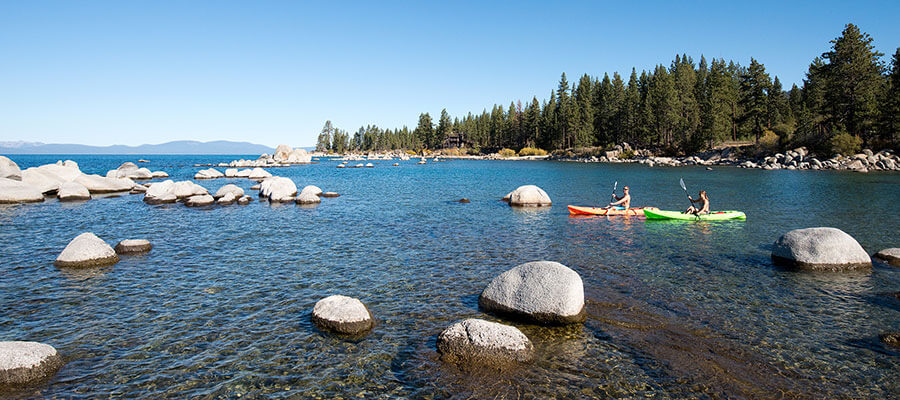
[316,24,900,157]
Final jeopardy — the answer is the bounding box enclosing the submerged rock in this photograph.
[311,295,374,335]
[506,185,551,207]
[57,181,91,201]
[0,178,44,204]
[771,227,872,271]
[874,248,900,266]
[320,192,340,198]
[479,261,585,325]
[437,319,533,367]
[55,232,119,268]
[881,332,900,347]
[0,341,64,387]
[457,198,471,203]
[0,156,22,181]
[114,239,152,254]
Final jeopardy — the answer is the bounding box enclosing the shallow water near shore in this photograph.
[2,155,899,398]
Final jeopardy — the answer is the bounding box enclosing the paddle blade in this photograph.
[679,178,686,191]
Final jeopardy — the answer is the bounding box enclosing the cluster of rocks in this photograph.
[335,162,374,168]
[437,261,585,368]
[0,157,165,204]
[501,185,552,207]
[257,177,334,205]
[744,148,898,172]
[553,143,900,173]
[143,180,253,206]
[55,232,151,268]
[194,167,273,180]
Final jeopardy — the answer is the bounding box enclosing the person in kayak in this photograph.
[685,190,709,215]
[607,186,631,209]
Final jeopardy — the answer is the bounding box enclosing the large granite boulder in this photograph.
[0,178,44,204]
[185,194,215,207]
[151,171,168,178]
[286,149,312,163]
[299,185,322,197]
[0,156,21,180]
[224,168,238,177]
[236,168,253,178]
[172,181,209,199]
[108,162,153,179]
[311,295,374,335]
[259,177,296,202]
[214,184,244,199]
[247,168,272,180]
[21,162,83,194]
[479,261,585,325]
[143,180,177,204]
[273,144,293,161]
[772,227,872,271]
[506,185,551,207]
[114,239,152,254]
[57,181,91,201]
[874,248,900,266]
[74,174,135,193]
[437,319,533,367]
[194,168,224,179]
[0,341,64,387]
[55,232,119,268]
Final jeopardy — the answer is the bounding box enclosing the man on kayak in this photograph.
[608,186,631,209]
[685,190,709,215]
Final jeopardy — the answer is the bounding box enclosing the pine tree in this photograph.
[414,113,434,150]
[556,73,572,148]
[436,109,452,148]
[316,120,334,152]
[573,74,594,147]
[881,47,900,148]
[739,58,771,143]
[623,69,641,145]
[821,23,885,144]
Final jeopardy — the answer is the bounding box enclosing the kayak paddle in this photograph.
[610,181,618,203]
[679,178,692,207]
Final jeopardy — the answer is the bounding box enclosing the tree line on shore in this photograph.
[315,23,899,157]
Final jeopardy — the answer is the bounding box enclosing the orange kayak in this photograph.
[567,205,658,216]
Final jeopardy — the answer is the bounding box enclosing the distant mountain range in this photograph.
[0,140,277,155]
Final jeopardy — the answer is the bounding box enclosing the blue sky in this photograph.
[1,1,898,147]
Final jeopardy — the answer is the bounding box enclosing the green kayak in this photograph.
[643,209,746,220]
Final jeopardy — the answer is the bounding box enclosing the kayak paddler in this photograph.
[684,190,709,215]
[608,186,631,209]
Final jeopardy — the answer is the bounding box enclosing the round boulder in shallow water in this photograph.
[771,227,871,271]
[55,232,119,268]
[506,185,551,207]
[114,239,151,254]
[874,248,900,266]
[437,319,533,367]
[320,192,340,198]
[185,194,215,207]
[881,332,900,347]
[311,295,374,335]
[479,261,585,325]
[0,341,64,387]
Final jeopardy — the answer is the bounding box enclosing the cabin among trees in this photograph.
[442,132,472,149]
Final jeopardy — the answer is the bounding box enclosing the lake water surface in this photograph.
[1,155,899,398]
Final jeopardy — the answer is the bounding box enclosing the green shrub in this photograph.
[518,147,547,156]
[829,132,862,156]
[498,148,517,157]
[619,149,635,159]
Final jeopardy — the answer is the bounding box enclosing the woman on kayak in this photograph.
[685,190,709,215]
[608,186,631,209]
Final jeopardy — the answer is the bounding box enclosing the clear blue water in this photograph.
[1,155,899,398]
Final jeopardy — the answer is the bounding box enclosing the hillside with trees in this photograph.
[316,24,898,157]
